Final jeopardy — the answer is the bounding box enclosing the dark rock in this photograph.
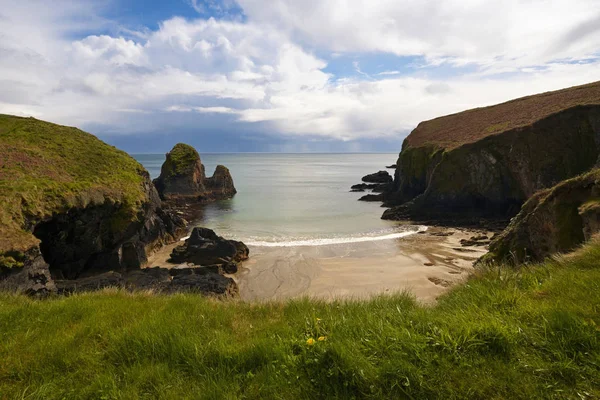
[57,271,123,294]
[350,189,366,192]
[386,164,397,169]
[0,252,56,297]
[32,172,187,280]
[359,193,385,202]
[362,171,393,184]
[485,168,600,264]
[384,104,600,222]
[153,143,207,200]
[167,273,238,297]
[153,144,236,204]
[205,165,237,199]
[170,227,249,266]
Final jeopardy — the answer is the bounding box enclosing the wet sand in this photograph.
[237,227,490,303]
[148,227,491,303]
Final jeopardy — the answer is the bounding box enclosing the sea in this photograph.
[134,153,422,247]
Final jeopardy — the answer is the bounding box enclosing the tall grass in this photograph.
[1,243,600,399]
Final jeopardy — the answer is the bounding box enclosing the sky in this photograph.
[1,0,600,153]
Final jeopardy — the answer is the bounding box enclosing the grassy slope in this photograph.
[405,80,600,150]
[0,115,147,256]
[1,243,599,399]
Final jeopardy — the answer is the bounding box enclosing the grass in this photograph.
[162,143,201,177]
[405,80,600,149]
[1,243,600,399]
[0,114,148,258]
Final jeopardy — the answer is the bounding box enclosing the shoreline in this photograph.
[147,226,491,303]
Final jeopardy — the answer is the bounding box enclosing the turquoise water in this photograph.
[134,153,421,245]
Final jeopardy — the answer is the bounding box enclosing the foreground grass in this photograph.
[1,246,600,399]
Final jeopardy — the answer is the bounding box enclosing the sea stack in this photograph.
[153,143,237,203]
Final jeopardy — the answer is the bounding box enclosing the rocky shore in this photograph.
[0,115,246,298]
[353,81,600,263]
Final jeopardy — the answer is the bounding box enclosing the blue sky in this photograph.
[1,0,600,153]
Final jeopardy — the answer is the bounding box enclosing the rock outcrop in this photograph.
[0,114,187,280]
[169,227,249,274]
[153,144,236,203]
[382,81,600,223]
[362,171,393,184]
[484,168,600,263]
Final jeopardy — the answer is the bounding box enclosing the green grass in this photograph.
[163,143,201,176]
[0,114,148,257]
[1,244,600,399]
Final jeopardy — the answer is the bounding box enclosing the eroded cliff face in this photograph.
[32,172,186,279]
[0,115,187,292]
[383,105,600,222]
[485,168,600,263]
[153,144,236,203]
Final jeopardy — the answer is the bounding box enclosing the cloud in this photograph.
[0,0,600,150]
[237,0,600,70]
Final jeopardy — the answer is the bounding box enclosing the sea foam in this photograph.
[244,226,428,247]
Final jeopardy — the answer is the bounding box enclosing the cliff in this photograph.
[485,168,600,263]
[153,144,236,203]
[0,114,185,280]
[383,81,600,222]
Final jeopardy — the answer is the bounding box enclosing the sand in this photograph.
[236,227,490,303]
[148,227,492,303]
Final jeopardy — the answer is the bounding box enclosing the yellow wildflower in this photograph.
[316,318,322,322]
[306,338,316,346]
[318,336,327,342]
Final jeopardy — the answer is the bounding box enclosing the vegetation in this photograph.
[405,80,600,149]
[488,168,600,263]
[1,241,600,399]
[0,115,148,259]
[163,143,201,176]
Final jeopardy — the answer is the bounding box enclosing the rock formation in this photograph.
[0,115,241,297]
[362,171,393,184]
[381,81,600,223]
[153,143,236,203]
[484,168,600,263]
[169,227,249,274]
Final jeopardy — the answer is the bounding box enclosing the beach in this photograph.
[148,226,491,302]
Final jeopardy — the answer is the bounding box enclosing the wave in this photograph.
[244,226,428,247]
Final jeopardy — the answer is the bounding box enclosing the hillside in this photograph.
[0,115,182,277]
[1,239,599,398]
[405,81,600,150]
[383,81,600,223]
[486,168,600,263]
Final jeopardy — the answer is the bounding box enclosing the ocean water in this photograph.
[134,153,422,246]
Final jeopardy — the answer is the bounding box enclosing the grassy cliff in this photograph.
[1,240,599,398]
[487,168,600,263]
[385,81,600,220]
[0,115,148,266]
[405,80,600,150]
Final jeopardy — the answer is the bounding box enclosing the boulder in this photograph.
[0,251,56,297]
[362,171,393,184]
[170,227,249,267]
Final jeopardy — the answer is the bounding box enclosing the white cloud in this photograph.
[0,0,600,146]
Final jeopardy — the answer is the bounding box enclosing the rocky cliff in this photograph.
[0,115,186,286]
[153,143,236,203]
[485,168,600,263]
[383,81,600,223]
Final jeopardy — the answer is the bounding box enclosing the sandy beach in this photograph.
[148,226,492,303]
